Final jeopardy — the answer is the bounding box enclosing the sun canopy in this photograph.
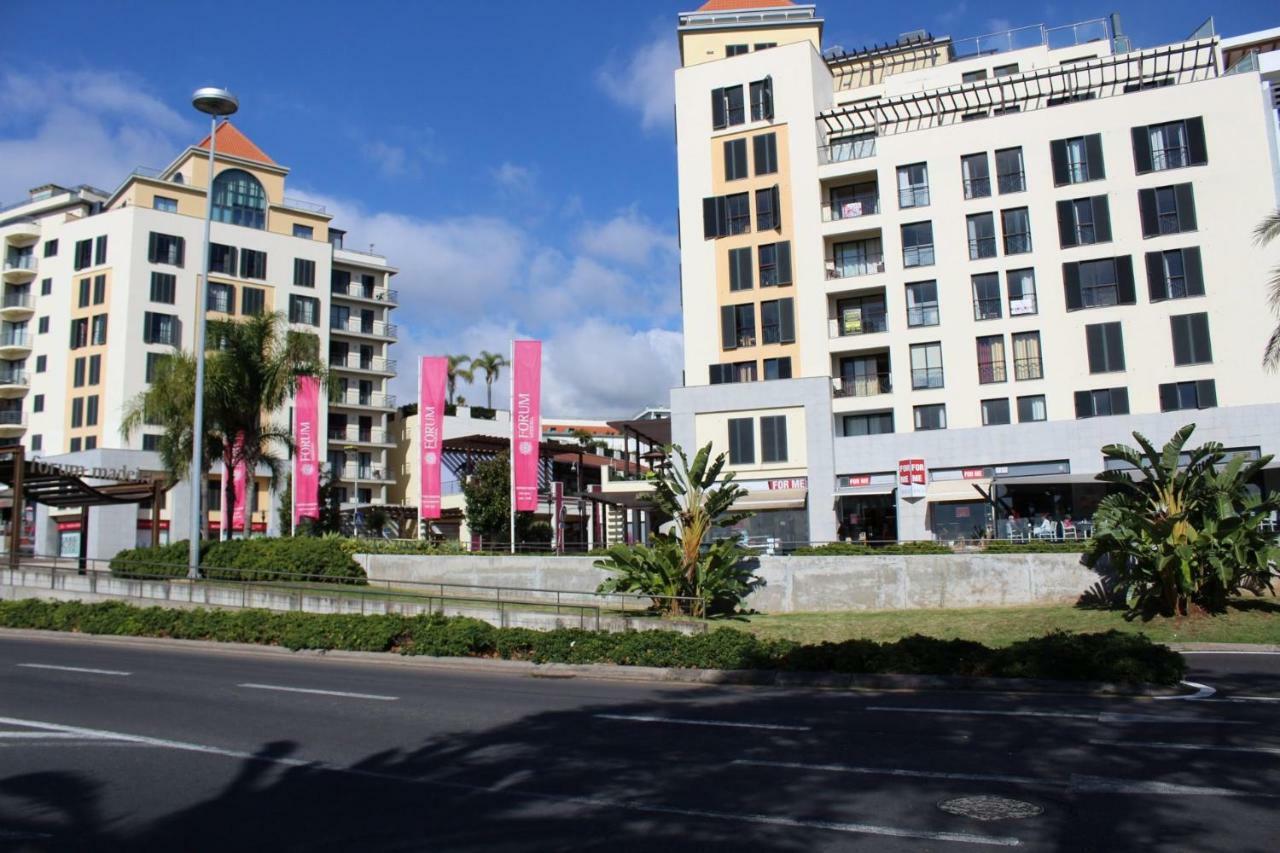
[734,488,807,511]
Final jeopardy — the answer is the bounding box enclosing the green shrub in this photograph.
[110,538,365,584]
[0,600,1186,685]
[981,541,1088,554]
[792,541,952,556]
[340,539,468,556]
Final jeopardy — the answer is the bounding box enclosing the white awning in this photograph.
[734,488,808,511]
[926,478,991,501]
[994,472,1102,485]
[835,484,896,497]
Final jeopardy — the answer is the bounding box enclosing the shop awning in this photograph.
[993,472,1102,486]
[926,479,990,502]
[734,488,807,511]
[834,483,896,497]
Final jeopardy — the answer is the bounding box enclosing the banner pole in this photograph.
[289,403,296,536]
[509,339,516,555]
[418,357,423,540]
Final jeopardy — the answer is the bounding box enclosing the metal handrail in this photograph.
[833,373,892,398]
[329,354,396,373]
[331,390,397,408]
[330,317,398,338]
[2,293,32,308]
[331,283,399,303]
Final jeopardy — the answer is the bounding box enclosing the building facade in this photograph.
[671,2,1280,545]
[0,122,398,558]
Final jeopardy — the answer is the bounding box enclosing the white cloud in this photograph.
[491,161,535,193]
[575,208,675,267]
[361,140,415,179]
[596,33,678,131]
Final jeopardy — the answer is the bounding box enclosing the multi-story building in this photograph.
[0,121,399,558]
[670,1,1280,545]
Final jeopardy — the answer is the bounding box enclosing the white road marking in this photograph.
[17,663,131,676]
[0,731,105,739]
[0,716,1017,846]
[734,759,1043,787]
[1154,681,1216,701]
[1179,651,1280,655]
[866,706,1250,725]
[1227,696,1280,703]
[237,683,398,701]
[1088,739,1280,757]
[594,713,810,731]
[1068,775,1279,798]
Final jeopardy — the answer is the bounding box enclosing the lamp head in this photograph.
[192,87,239,117]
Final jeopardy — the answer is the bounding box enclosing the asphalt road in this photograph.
[0,633,1277,852]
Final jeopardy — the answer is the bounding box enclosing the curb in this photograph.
[0,627,1181,697]
[1166,642,1280,653]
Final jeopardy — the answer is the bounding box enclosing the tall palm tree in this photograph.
[1258,209,1280,369]
[471,350,509,408]
[446,354,473,405]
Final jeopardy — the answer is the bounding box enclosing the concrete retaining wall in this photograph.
[357,552,1099,613]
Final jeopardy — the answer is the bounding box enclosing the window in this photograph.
[211,168,267,229]
[1139,184,1197,237]
[69,437,82,453]
[88,354,100,385]
[838,354,891,397]
[150,272,176,304]
[1011,331,1043,380]
[759,298,795,344]
[153,195,178,213]
[30,434,43,452]
[241,287,266,316]
[910,342,944,389]
[726,44,748,57]
[843,411,894,436]
[763,356,792,380]
[207,282,235,314]
[749,78,773,121]
[711,85,745,129]
[77,279,90,307]
[971,273,1002,320]
[70,398,84,429]
[142,434,161,451]
[760,415,788,463]
[91,314,107,345]
[961,153,991,199]
[906,281,939,327]
[1146,247,1204,301]
[1086,322,1126,373]
[43,239,57,258]
[724,138,749,181]
[1170,312,1212,365]
[914,403,947,431]
[40,278,51,296]
[86,395,99,427]
[1056,196,1111,248]
[1001,207,1032,254]
[1075,387,1130,418]
[35,355,45,373]
[993,62,1019,77]
[1063,257,1136,310]
[37,316,48,334]
[825,132,876,163]
[721,303,755,350]
[293,224,314,239]
[92,274,105,305]
[995,147,1025,193]
[729,247,753,291]
[901,222,934,267]
[1051,134,1105,185]
[982,398,1011,425]
[1132,117,1206,173]
[962,69,987,83]
[753,133,778,175]
[209,243,237,274]
[897,163,929,208]
[754,42,776,50]
[289,295,320,326]
[94,235,107,266]
[32,394,43,413]
[1003,268,1037,316]
[143,312,180,346]
[967,213,997,259]
[293,258,316,288]
[147,232,185,266]
[74,239,92,271]
[1159,379,1217,412]
[830,237,883,278]
[240,248,267,280]
[73,357,85,388]
[728,418,755,464]
[702,192,751,239]
[709,361,758,384]
[835,294,886,336]
[145,352,166,382]
[755,186,780,231]
[1017,395,1047,422]
[976,335,1007,384]
[757,241,791,286]
[69,318,88,349]
[331,269,351,294]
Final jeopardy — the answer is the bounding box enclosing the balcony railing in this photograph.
[1009,294,1038,316]
[911,367,945,390]
[997,171,1026,194]
[336,464,388,482]
[328,426,390,444]
[0,411,25,425]
[829,311,887,338]
[819,134,876,164]
[821,196,880,222]
[825,255,885,280]
[331,282,399,303]
[963,177,992,199]
[0,370,29,386]
[2,292,32,309]
[973,297,1003,321]
[833,373,892,398]
[3,256,36,272]
[897,187,930,208]
[1014,357,1044,381]
[978,361,1008,384]
[907,305,940,327]
[968,237,997,260]
[331,390,397,408]
[330,317,398,338]
[329,354,396,373]
[0,332,30,348]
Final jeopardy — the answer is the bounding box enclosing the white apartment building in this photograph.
[0,122,399,558]
[670,1,1280,545]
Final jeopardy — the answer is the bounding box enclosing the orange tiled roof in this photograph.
[697,0,795,11]
[196,121,275,165]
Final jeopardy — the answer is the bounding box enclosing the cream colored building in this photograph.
[0,122,399,558]
[671,2,1280,544]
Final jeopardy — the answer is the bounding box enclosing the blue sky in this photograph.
[1,0,1273,415]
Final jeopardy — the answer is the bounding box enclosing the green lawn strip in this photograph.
[741,599,1280,647]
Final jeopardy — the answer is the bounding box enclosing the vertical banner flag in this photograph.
[419,356,448,520]
[293,376,321,526]
[511,340,542,512]
[231,432,248,533]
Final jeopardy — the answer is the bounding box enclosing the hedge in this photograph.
[339,539,468,556]
[793,541,953,556]
[0,600,1186,685]
[981,541,1088,554]
[110,539,365,584]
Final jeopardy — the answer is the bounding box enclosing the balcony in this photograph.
[2,256,36,283]
[828,310,887,339]
[327,426,393,445]
[330,390,397,409]
[0,291,33,319]
[825,254,885,282]
[335,463,389,482]
[331,282,399,304]
[0,410,26,436]
[821,195,880,224]
[1,221,41,246]
[329,353,396,374]
[818,133,876,166]
[330,317,398,339]
[0,370,29,398]
[833,373,892,398]
[0,331,30,356]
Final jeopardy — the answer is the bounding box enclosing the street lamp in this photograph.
[187,87,239,579]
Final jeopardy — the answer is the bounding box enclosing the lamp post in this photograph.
[187,87,239,579]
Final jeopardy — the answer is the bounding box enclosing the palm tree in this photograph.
[1257,209,1280,368]
[471,350,509,408]
[446,354,473,405]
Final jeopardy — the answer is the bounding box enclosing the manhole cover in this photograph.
[939,795,1044,821]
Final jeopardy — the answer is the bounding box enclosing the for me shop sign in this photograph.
[898,458,926,498]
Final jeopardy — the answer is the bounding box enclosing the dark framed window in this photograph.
[90,314,107,345]
[143,312,180,346]
[753,133,778,175]
[150,272,176,304]
[1007,268,1037,316]
[145,352,167,383]
[995,147,1025,193]
[240,248,267,280]
[1012,331,1043,380]
[293,258,316,288]
[94,235,107,266]
[88,354,100,385]
[961,153,991,199]
[967,212,997,260]
[288,295,319,326]
[709,361,758,384]
[972,273,1002,321]
[711,85,745,129]
[240,287,265,316]
[755,186,780,231]
[1139,184,1197,237]
[759,297,795,344]
[763,356,792,380]
[757,241,791,286]
[910,342,944,389]
[760,415,787,463]
[211,168,267,229]
[728,417,755,464]
[43,239,58,258]
[1145,247,1203,301]
[1074,387,1129,418]
[962,69,987,83]
[724,138,749,181]
[906,281,939,327]
[32,395,44,413]
[1170,312,1212,365]
[897,163,930,208]
[1063,257,1136,310]
[729,247,753,291]
[73,239,92,271]
[1001,207,1032,254]
[92,274,105,305]
[37,316,48,334]
[70,398,83,428]
[701,192,751,239]
[720,303,756,350]
[1132,117,1206,174]
[976,334,1007,384]
[40,278,51,295]
[913,403,947,431]
[293,224,314,239]
[1050,134,1105,185]
[1057,195,1111,248]
[35,355,46,373]
[153,195,178,213]
[69,438,82,453]
[73,357,85,387]
[207,282,236,314]
[981,398,1011,426]
[835,294,886,336]
[749,78,773,121]
[1017,395,1047,422]
[1159,379,1217,412]
[1086,322,1126,373]
[147,232,185,266]
[901,221,934,267]
[69,318,88,349]
[85,395,99,427]
[77,279,90,308]
[726,44,748,57]
[209,243,237,274]
[843,411,894,436]
[994,62,1019,77]
[142,434,160,451]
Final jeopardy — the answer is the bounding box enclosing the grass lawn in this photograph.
[739,598,1280,647]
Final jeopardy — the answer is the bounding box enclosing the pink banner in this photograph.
[232,432,247,533]
[419,356,447,520]
[512,340,542,512]
[293,376,321,526]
